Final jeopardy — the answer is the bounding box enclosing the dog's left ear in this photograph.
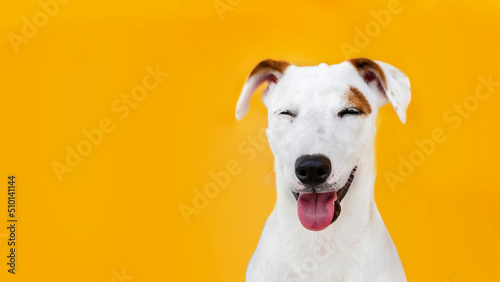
[349,58,411,124]
[236,59,290,120]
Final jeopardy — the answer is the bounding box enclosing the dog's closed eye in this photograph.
[338,107,364,118]
[275,110,297,118]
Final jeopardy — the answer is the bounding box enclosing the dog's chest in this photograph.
[264,230,368,281]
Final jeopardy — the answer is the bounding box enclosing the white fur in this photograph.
[236,59,410,282]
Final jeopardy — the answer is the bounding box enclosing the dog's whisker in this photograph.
[265,168,275,181]
[249,123,267,131]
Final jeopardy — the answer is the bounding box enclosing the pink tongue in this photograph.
[297,191,337,231]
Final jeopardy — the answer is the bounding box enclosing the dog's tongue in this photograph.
[297,191,337,231]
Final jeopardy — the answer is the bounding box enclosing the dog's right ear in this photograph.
[236,59,290,120]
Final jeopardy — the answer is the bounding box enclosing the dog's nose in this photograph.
[295,155,331,186]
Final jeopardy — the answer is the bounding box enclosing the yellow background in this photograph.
[1,0,499,281]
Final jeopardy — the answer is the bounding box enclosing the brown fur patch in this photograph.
[346,86,372,114]
[348,58,387,91]
[249,59,290,80]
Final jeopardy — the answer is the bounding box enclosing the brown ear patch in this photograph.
[248,59,290,80]
[348,58,387,94]
[346,86,372,114]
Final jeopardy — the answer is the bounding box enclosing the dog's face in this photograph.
[236,58,410,231]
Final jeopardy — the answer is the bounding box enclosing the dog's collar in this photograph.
[291,166,357,224]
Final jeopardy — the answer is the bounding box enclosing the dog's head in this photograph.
[236,58,410,231]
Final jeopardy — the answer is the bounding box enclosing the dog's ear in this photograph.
[236,59,290,120]
[348,58,411,124]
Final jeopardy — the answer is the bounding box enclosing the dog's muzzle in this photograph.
[292,167,357,231]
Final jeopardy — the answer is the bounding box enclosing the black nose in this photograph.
[295,155,331,186]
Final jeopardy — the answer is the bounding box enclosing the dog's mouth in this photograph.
[291,167,357,231]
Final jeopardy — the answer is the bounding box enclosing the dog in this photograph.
[235,58,410,281]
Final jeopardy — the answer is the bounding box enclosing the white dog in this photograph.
[236,58,410,281]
